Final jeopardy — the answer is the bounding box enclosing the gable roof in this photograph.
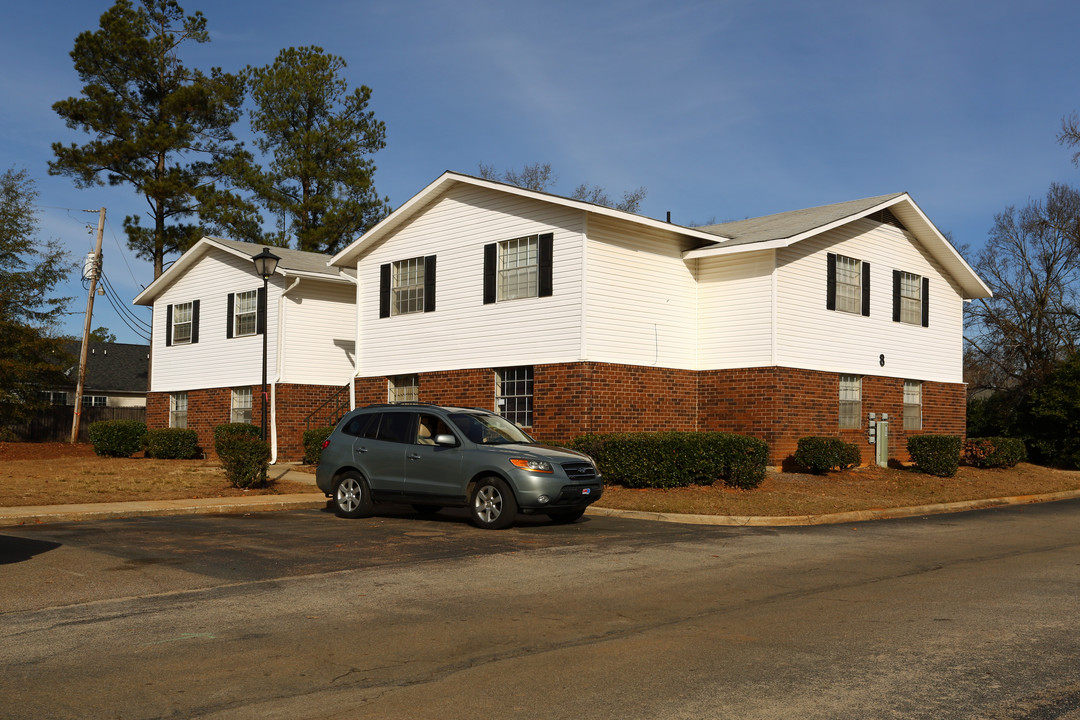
[685,192,991,299]
[133,237,354,306]
[329,171,727,267]
[60,341,149,394]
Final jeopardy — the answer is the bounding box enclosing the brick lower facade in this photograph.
[147,362,965,465]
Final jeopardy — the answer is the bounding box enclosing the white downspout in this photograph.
[270,276,302,464]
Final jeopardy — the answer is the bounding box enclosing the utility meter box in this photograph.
[874,420,889,468]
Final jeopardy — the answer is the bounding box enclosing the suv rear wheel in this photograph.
[333,471,373,519]
[469,476,517,530]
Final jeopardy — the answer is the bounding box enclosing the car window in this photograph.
[449,412,534,444]
[375,412,413,444]
[416,414,454,445]
[341,413,375,437]
[360,413,383,439]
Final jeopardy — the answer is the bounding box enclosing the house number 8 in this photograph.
[879,354,885,367]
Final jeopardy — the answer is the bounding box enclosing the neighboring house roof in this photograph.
[133,237,354,306]
[330,171,991,300]
[60,341,150,394]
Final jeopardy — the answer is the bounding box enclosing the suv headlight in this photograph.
[509,458,553,473]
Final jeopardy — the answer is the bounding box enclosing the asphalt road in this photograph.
[2,501,1079,719]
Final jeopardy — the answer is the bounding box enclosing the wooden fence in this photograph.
[12,406,148,443]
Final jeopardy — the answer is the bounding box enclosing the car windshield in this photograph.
[449,412,535,445]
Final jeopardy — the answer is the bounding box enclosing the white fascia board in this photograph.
[133,236,219,306]
[279,267,356,284]
[329,171,732,267]
[683,238,791,259]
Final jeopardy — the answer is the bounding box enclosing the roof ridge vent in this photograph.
[867,208,906,231]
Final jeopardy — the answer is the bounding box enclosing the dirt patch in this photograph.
[0,442,315,507]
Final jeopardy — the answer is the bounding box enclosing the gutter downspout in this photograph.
[270,277,302,464]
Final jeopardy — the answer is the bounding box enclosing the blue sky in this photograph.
[3,0,1080,344]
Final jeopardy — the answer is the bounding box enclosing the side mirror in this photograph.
[435,433,459,447]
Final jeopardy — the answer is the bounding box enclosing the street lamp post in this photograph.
[251,248,280,442]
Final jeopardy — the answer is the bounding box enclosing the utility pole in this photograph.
[70,207,106,444]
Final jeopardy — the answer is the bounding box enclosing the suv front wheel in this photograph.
[469,476,517,530]
[333,471,373,519]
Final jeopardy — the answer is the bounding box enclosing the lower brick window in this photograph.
[388,374,419,403]
[170,392,188,428]
[496,366,533,427]
[839,375,861,429]
[231,387,252,423]
[904,380,922,431]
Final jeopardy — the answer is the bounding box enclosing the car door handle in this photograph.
[407,452,421,460]
[356,446,368,453]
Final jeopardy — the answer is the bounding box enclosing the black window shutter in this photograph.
[191,299,200,344]
[165,304,173,346]
[892,270,901,322]
[424,255,436,313]
[922,277,930,327]
[226,293,235,338]
[379,263,391,318]
[256,287,266,335]
[538,233,553,297]
[861,262,871,317]
[826,253,836,311]
[483,244,497,304]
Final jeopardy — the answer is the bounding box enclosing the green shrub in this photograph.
[907,434,961,477]
[87,419,147,458]
[303,426,334,465]
[213,422,261,458]
[143,428,200,459]
[793,437,861,474]
[217,433,270,488]
[566,431,769,490]
[962,437,1027,468]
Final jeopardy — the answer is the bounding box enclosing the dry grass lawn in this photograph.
[0,442,315,507]
[2,442,1079,515]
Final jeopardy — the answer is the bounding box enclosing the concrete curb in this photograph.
[2,489,1078,529]
[584,489,1080,526]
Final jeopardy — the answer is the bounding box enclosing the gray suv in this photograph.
[315,404,603,529]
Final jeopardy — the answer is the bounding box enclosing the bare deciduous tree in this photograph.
[478,162,647,213]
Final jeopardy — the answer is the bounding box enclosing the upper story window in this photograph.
[496,366,534,427]
[388,374,419,403]
[379,256,436,318]
[893,270,929,327]
[827,253,870,317]
[839,374,862,429]
[171,301,194,344]
[484,233,553,304]
[233,290,258,337]
[498,235,539,301]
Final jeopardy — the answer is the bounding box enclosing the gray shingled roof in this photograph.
[694,193,906,247]
[208,237,353,278]
[61,341,150,394]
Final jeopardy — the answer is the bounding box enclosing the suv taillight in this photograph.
[322,438,331,449]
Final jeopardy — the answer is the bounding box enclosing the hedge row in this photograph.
[793,437,861,474]
[566,431,769,490]
[962,437,1027,469]
[143,428,199,459]
[907,434,962,477]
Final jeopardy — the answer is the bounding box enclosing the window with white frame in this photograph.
[39,391,67,405]
[835,255,862,315]
[82,395,107,408]
[392,257,425,315]
[231,387,253,423]
[388,374,419,403]
[233,290,258,337]
[839,375,862,429]
[170,392,188,428]
[498,235,539,301]
[904,380,922,431]
[496,366,534,427]
[172,301,193,344]
[899,272,922,325]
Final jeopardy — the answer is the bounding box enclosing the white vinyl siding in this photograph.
[775,218,965,383]
[584,215,699,369]
[355,185,584,377]
[278,280,356,386]
[697,250,775,369]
